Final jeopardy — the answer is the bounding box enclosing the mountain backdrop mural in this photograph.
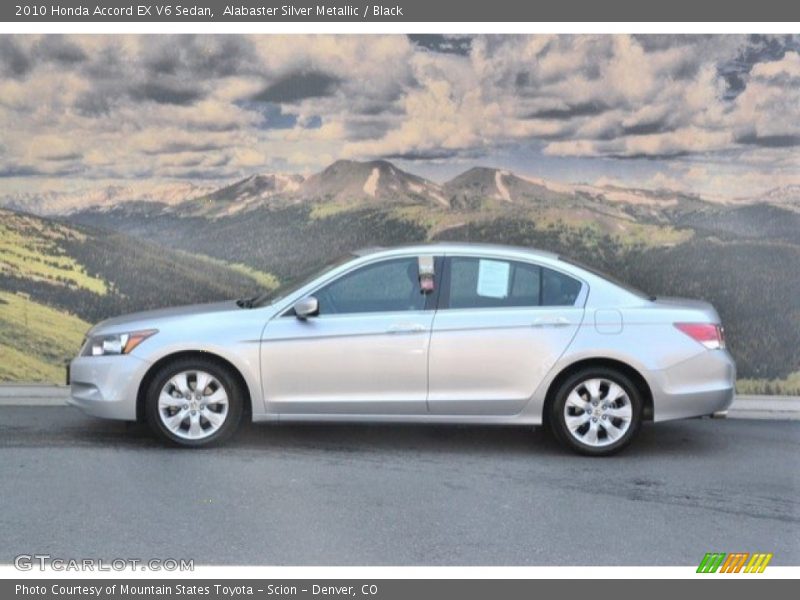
[2,158,799,392]
[1,34,799,392]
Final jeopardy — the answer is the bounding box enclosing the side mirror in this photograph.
[293,296,319,320]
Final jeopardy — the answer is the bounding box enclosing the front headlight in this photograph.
[81,329,158,357]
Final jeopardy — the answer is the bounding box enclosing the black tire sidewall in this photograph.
[550,367,642,456]
[145,358,243,447]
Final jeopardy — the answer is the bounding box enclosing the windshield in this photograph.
[247,254,354,308]
[558,256,655,301]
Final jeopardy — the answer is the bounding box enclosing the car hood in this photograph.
[90,301,240,334]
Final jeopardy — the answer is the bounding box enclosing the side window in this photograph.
[315,258,426,315]
[542,267,582,306]
[446,257,581,309]
[448,257,541,309]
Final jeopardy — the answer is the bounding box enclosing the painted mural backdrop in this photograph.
[1,34,798,393]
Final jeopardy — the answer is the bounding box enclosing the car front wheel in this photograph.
[549,367,642,456]
[145,358,243,447]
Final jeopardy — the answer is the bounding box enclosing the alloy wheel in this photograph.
[157,370,229,441]
[562,377,633,447]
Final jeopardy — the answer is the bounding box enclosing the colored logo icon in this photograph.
[697,552,773,573]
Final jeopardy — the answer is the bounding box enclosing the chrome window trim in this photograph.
[268,249,588,321]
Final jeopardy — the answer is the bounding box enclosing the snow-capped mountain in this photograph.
[1,158,793,219]
[0,181,215,216]
[184,173,306,215]
[206,173,304,202]
[443,167,570,208]
[299,160,449,207]
[748,184,800,207]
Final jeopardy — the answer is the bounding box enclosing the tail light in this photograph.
[674,323,725,350]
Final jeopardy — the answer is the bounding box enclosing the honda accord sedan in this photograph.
[68,243,735,455]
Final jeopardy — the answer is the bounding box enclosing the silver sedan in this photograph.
[68,243,735,455]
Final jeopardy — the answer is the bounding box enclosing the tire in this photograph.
[145,357,244,447]
[548,367,642,456]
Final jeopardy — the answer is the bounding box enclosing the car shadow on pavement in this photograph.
[233,419,723,458]
[45,406,725,458]
[0,406,735,458]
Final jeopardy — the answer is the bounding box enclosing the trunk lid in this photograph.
[651,296,721,323]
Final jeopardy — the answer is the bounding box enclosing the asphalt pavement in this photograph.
[0,406,798,566]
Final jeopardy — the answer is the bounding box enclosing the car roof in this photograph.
[352,242,560,261]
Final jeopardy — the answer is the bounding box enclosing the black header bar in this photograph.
[4,0,800,22]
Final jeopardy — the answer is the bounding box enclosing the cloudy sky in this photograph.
[1,34,798,198]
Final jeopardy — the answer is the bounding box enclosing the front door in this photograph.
[261,256,439,415]
[428,256,585,415]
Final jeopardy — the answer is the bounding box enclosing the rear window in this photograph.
[558,257,653,300]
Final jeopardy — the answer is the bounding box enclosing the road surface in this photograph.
[1,406,798,565]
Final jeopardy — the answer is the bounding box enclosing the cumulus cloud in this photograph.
[731,50,800,147]
[251,70,340,103]
[0,34,797,197]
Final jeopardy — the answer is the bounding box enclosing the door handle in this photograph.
[387,323,427,334]
[532,316,571,328]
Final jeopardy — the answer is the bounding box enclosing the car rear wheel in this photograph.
[549,367,642,456]
[145,358,243,447]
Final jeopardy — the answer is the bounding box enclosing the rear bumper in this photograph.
[650,349,736,422]
[68,355,150,421]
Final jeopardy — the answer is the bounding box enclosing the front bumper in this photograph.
[68,354,151,421]
[650,349,736,422]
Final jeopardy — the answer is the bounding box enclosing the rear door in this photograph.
[427,255,585,415]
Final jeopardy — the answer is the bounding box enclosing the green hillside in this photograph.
[0,291,89,381]
[0,208,278,381]
[0,212,107,294]
[737,371,800,396]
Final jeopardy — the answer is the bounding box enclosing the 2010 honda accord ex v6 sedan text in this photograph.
[68,243,735,455]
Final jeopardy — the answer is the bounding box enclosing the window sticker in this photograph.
[477,259,510,298]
